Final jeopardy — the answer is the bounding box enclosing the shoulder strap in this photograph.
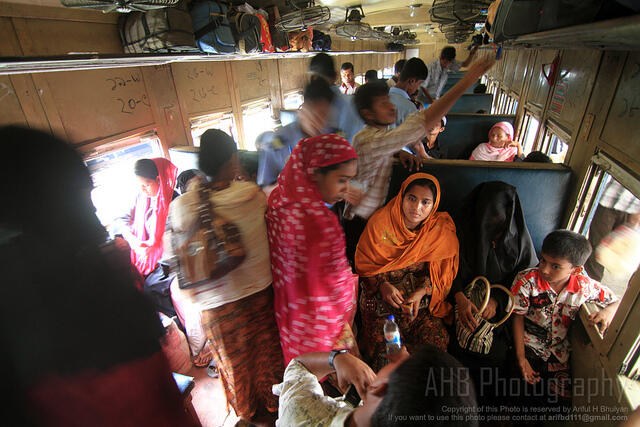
[194,15,230,40]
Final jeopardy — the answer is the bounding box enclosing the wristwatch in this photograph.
[329,349,349,369]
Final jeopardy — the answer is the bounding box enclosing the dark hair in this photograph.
[354,81,390,121]
[473,83,487,94]
[524,151,553,163]
[365,70,378,82]
[370,345,478,427]
[198,129,237,177]
[394,59,406,75]
[341,62,354,72]
[0,126,105,246]
[304,78,335,104]
[317,158,356,175]
[441,46,457,61]
[399,57,428,82]
[542,230,592,266]
[309,53,337,82]
[176,169,204,194]
[134,159,158,180]
[403,177,437,201]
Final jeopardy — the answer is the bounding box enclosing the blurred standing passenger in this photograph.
[309,53,365,142]
[0,126,197,427]
[257,78,336,196]
[387,59,406,88]
[167,129,283,424]
[418,45,478,106]
[266,134,359,365]
[364,69,378,83]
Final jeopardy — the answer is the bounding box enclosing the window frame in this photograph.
[538,120,571,163]
[240,96,276,152]
[189,109,237,147]
[569,152,640,408]
[517,109,541,155]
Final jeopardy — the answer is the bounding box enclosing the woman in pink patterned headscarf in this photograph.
[470,121,523,162]
[266,134,359,364]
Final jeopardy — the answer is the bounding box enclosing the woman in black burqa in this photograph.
[449,181,538,408]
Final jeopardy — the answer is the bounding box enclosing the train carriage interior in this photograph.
[2,0,640,425]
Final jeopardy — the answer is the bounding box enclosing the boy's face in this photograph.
[425,123,445,148]
[539,252,581,288]
[362,95,396,126]
[405,78,425,97]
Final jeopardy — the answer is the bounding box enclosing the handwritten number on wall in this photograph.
[116,94,151,115]
[106,73,141,91]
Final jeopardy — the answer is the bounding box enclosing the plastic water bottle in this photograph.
[384,315,401,355]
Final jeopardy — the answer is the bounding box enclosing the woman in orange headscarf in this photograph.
[355,173,458,371]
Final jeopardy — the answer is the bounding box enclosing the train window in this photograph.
[355,74,365,85]
[85,132,163,231]
[282,90,304,110]
[190,111,237,146]
[539,122,570,163]
[519,112,541,155]
[242,98,276,151]
[569,153,640,314]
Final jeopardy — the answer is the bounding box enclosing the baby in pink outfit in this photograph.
[469,121,523,162]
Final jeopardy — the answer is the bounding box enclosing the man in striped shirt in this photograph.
[341,57,496,266]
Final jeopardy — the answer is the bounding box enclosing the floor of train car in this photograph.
[188,365,240,427]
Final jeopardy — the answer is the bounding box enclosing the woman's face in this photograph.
[402,184,435,230]
[488,128,510,148]
[137,175,160,197]
[313,160,358,205]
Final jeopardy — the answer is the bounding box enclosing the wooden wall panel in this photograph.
[172,62,232,115]
[141,65,189,151]
[547,49,601,134]
[43,67,154,144]
[278,58,306,92]
[526,49,558,110]
[600,52,640,161]
[232,60,271,102]
[13,18,121,56]
[502,49,517,91]
[0,75,28,127]
[511,49,530,96]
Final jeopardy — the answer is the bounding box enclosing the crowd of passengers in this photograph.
[0,48,626,427]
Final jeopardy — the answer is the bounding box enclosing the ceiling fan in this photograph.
[333,6,375,41]
[275,0,331,32]
[60,0,178,13]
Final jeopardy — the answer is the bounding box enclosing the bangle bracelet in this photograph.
[329,349,349,369]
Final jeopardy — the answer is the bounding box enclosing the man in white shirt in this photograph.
[418,45,478,106]
[340,62,360,95]
[273,346,477,426]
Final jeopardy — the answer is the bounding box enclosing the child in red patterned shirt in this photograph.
[511,230,619,406]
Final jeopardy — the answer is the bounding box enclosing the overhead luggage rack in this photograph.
[501,14,640,50]
[0,49,397,75]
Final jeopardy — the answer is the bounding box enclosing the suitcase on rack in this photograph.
[119,6,199,54]
[190,0,236,54]
[489,0,604,43]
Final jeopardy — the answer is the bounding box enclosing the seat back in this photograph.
[385,160,574,253]
[440,113,516,159]
[449,94,493,114]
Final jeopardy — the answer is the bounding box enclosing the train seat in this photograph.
[439,113,516,159]
[448,94,494,114]
[386,159,574,253]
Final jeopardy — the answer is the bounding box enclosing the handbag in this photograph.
[455,276,515,354]
[173,183,246,289]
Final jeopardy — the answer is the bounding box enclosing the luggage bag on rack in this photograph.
[190,0,236,54]
[119,6,199,53]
